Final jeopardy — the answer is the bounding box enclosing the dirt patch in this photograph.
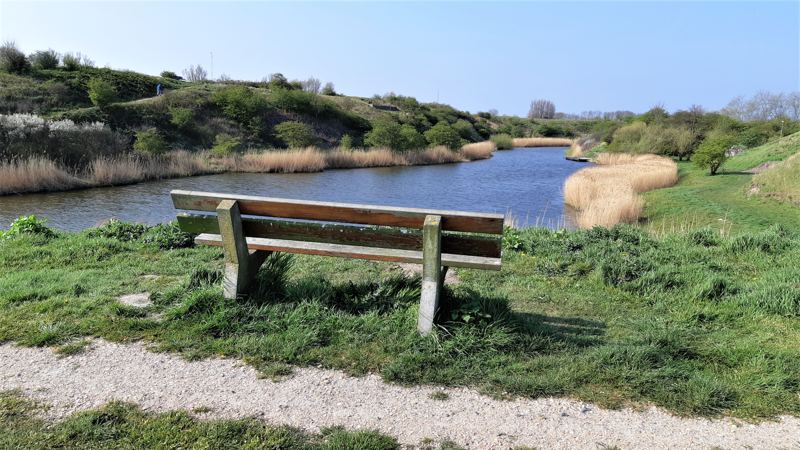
[745,161,779,174]
[395,263,460,285]
[117,293,151,308]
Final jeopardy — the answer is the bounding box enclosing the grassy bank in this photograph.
[751,152,800,206]
[0,142,495,195]
[0,391,403,450]
[564,154,679,228]
[1,219,799,419]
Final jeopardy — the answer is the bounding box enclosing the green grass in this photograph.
[1,221,800,421]
[722,131,800,172]
[643,161,800,234]
[0,390,401,449]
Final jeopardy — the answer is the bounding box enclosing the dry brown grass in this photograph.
[230,148,327,173]
[513,137,574,148]
[0,157,84,195]
[564,153,678,228]
[406,146,463,165]
[324,148,404,168]
[460,141,496,160]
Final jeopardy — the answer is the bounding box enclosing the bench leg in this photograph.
[217,199,269,299]
[418,215,442,336]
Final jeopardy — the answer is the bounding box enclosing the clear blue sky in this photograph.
[1,1,797,116]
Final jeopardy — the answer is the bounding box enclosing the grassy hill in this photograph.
[643,132,800,234]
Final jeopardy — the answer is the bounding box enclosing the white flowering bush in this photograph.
[0,113,128,165]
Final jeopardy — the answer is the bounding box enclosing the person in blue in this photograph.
[156,83,162,96]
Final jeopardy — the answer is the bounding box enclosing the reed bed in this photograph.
[0,142,497,195]
[512,137,574,148]
[0,157,85,195]
[564,153,678,228]
[459,141,496,160]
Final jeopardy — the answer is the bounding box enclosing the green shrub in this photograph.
[86,78,117,108]
[274,121,316,148]
[689,228,720,247]
[0,41,30,74]
[399,124,426,150]
[141,223,193,249]
[453,119,481,141]
[29,49,59,70]
[169,107,194,129]
[87,219,147,241]
[1,215,55,240]
[133,128,168,155]
[490,133,514,149]
[321,82,336,95]
[424,122,463,149]
[210,133,243,156]
[212,86,269,135]
[536,123,573,138]
[61,52,93,70]
[339,134,354,149]
[364,120,403,150]
[160,70,182,80]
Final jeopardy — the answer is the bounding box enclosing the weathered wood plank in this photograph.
[194,233,502,271]
[418,215,443,336]
[172,190,504,234]
[177,214,501,258]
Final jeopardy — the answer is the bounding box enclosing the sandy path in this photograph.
[1,340,798,449]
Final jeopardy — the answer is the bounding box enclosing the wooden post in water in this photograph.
[216,199,269,299]
[418,214,442,336]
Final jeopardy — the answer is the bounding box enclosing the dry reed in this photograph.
[564,153,678,228]
[460,141,496,160]
[0,157,84,195]
[231,148,327,173]
[513,137,574,148]
[324,148,405,168]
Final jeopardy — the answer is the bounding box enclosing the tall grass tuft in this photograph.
[513,137,574,148]
[750,152,800,206]
[564,154,678,228]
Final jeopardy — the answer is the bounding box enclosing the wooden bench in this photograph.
[171,190,504,335]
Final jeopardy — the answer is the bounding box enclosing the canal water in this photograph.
[0,147,588,231]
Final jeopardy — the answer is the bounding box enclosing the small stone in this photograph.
[117,293,152,308]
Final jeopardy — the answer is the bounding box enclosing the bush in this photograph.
[141,223,193,249]
[210,133,243,156]
[536,123,572,138]
[86,78,117,108]
[490,134,514,149]
[87,219,147,241]
[339,134,353,149]
[424,122,463,150]
[0,41,30,74]
[169,107,194,129]
[364,120,403,150]
[1,215,55,239]
[399,124,426,150]
[160,70,182,80]
[453,119,481,141]
[133,128,168,155]
[692,135,731,175]
[29,49,59,70]
[212,86,269,135]
[274,121,316,148]
[61,52,93,70]
[321,82,336,95]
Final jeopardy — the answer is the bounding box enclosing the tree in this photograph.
[691,136,731,175]
[274,121,316,148]
[182,64,208,81]
[424,122,463,149]
[30,49,59,70]
[160,70,183,80]
[321,82,336,95]
[301,77,321,94]
[87,78,116,108]
[528,99,555,119]
[267,73,290,89]
[0,41,30,74]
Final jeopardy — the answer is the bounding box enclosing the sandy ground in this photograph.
[1,340,799,450]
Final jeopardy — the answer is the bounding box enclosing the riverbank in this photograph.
[2,219,799,422]
[0,142,495,196]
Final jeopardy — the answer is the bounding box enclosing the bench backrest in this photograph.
[172,190,504,259]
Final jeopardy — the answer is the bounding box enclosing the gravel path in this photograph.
[1,340,799,449]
